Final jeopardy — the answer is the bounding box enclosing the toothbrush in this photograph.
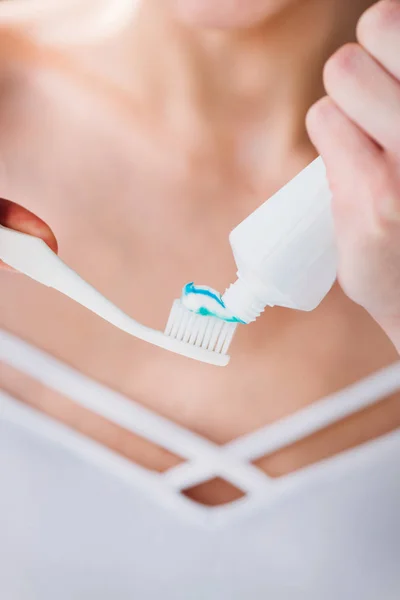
[0,157,337,367]
[0,224,236,366]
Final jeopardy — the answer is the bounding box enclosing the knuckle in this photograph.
[357,1,400,47]
[306,96,334,128]
[365,161,391,198]
[323,43,363,86]
[374,181,400,229]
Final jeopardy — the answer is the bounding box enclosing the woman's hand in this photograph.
[306,0,400,352]
[0,198,57,270]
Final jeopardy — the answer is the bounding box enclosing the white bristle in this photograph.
[202,318,214,348]
[208,319,224,351]
[165,300,238,357]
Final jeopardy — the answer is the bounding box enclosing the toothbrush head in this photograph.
[164,299,238,366]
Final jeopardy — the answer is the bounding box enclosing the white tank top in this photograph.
[1,327,399,600]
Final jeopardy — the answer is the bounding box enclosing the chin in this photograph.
[166,0,297,29]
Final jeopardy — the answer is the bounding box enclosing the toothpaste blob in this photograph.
[181,282,244,323]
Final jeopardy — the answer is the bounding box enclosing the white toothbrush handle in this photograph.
[0,223,142,328]
[0,224,61,286]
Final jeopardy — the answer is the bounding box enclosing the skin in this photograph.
[0,0,399,506]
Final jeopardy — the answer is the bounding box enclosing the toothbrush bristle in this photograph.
[165,300,237,355]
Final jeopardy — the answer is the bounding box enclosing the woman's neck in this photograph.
[125,0,373,183]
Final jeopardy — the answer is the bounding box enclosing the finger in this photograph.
[306,96,394,228]
[306,96,383,188]
[0,198,58,270]
[323,43,400,154]
[357,0,400,80]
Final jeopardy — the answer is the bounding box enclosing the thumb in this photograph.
[0,198,58,270]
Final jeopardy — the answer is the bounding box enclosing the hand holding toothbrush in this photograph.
[306,0,400,352]
[0,198,58,269]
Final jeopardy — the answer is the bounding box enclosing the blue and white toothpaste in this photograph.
[181,282,244,323]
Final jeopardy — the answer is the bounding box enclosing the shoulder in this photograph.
[0,26,42,65]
